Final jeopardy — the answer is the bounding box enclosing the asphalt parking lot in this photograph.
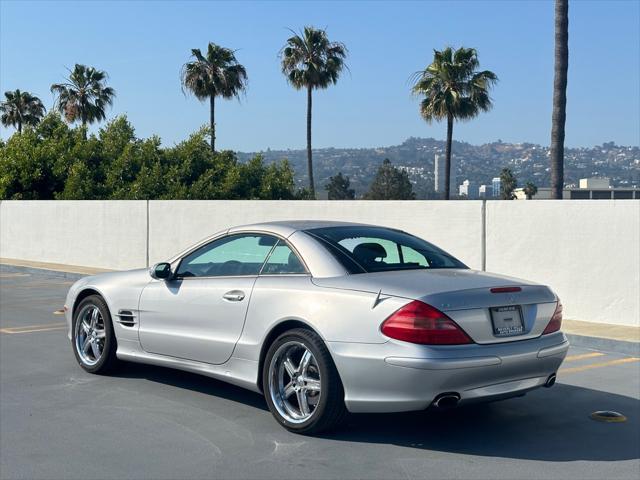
[1,271,639,480]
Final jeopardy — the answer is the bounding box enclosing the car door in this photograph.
[138,233,278,365]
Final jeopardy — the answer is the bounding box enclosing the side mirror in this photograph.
[150,262,173,280]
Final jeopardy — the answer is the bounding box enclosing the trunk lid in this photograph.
[312,269,558,344]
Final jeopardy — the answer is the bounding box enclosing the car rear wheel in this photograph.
[72,295,119,374]
[263,328,347,434]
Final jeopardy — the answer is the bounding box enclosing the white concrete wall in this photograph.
[0,200,147,271]
[1,199,638,326]
[485,200,640,327]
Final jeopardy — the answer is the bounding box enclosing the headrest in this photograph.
[353,243,387,264]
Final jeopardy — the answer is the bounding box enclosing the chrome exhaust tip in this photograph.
[545,373,557,388]
[432,393,461,409]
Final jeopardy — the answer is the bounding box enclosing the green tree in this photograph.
[523,181,538,200]
[99,116,167,199]
[500,168,517,200]
[365,159,415,200]
[281,26,347,197]
[181,43,248,153]
[412,47,497,200]
[0,114,76,199]
[51,64,115,133]
[325,172,355,199]
[0,114,302,201]
[550,0,569,199]
[0,89,46,133]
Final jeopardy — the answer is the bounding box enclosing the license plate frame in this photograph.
[490,305,525,338]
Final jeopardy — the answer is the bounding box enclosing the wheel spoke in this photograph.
[82,336,92,353]
[283,382,296,399]
[90,340,101,360]
[297,390,310,416]
[94,329,106,339]
[81,320,91,334]
[303,378,321,392]
[90,308,99,329]
[283,357,296,378]
[299,349,312,375]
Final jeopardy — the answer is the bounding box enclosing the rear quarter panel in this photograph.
[233,275,407,361]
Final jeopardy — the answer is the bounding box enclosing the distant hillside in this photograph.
[237,138,640,198]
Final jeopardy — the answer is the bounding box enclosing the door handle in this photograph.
[223,290,245,302]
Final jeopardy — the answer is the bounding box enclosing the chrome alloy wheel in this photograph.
[74,305,106,366]
[268,341,322,424]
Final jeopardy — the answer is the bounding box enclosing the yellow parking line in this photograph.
[0,322,67,334]
[564,352,605,362]
[561,357,640,374]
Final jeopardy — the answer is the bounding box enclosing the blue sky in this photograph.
[1,0,639,150]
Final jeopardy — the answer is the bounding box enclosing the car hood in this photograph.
[68,268,151,301]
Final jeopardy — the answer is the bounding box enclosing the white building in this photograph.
[434,153,457,194]
[491,177,501,197]
[579,177,611,189]
[478,185,488,198]
[458,179,475,198]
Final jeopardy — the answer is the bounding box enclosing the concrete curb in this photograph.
[0,263,88,281]
[565,333,640,357]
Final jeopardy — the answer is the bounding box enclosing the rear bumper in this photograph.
[327,332,569,413]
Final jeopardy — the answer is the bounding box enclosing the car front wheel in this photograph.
[263,328,347,434]
[72,295,119,374]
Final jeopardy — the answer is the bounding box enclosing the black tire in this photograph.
[262,328,347,434]
[72,295,120,374]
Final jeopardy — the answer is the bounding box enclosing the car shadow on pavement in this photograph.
[114,364,638,462]
[329,384,640,462]
[112,362,269,412]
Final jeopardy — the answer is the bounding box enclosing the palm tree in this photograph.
[523,181,538,200]
[181,43,248,152]
[281,27,347,197]
[51,64,115,133]
[412,47,497,200]
[0,89,46,133]
[550,0,569,199]
[499,168,517,200]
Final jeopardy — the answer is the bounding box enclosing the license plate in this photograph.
[490,305,524,337]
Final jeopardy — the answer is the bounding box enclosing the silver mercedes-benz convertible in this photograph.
[65,220,569,434]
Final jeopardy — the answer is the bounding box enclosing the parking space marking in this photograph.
[564,352,605,362]
[0,322,67,334]
[560,357,640,374]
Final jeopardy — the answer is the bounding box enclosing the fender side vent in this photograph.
[115,310,136,327]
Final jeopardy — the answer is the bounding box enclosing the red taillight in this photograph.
[543,301,563,334]
[381,300,473,345]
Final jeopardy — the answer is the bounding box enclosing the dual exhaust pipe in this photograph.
[432,392,461,409]
[432,373,557,409]
[544,373,557,388]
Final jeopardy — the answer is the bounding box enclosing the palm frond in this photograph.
[411,46,497,122]
[50,64,115,125]
[181,42,248,102]
[280,26,348,90]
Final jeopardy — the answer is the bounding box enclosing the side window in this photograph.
[261,240,307,274]
[176,234,277,277]
[401,245,429,267]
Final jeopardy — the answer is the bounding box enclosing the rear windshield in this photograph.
[305,226,467,274]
